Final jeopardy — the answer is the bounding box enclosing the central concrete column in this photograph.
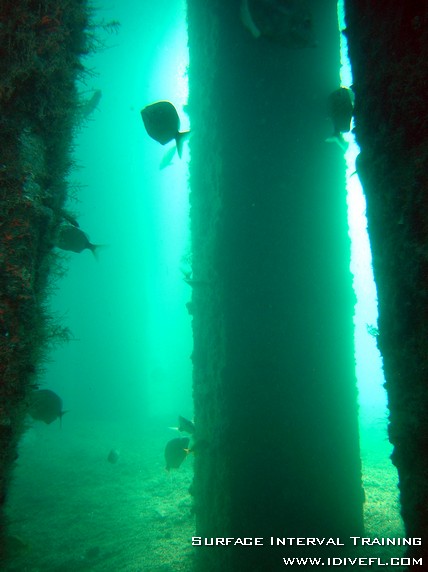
[187,1,364,569]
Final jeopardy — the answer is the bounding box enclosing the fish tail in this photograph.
[89,243,108,260]
[176,130,191,159]
[240,0,261,38]
[89,244,99,260]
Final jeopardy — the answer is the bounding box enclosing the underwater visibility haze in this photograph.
[4,0,427,570]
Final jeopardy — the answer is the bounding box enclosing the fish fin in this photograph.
[89,244,108,260]
[175,130,191,159]
[325,134,348,152]
[159,145,177,169]
[59,410,68,428]
[240,0,261,38]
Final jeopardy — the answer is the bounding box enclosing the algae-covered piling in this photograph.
[0,0,90,556]
[344,1,428,562]
[187,2,363,570]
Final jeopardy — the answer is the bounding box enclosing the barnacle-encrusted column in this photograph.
[0,0,89,559]
[344,1,428,564]
[187,1,363,570]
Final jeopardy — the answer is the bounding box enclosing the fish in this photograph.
[178,415,195,435]
[326,87,354,151]
[55,224,100,257]
[28,389,66,425]
[141,101,190,158]
[78,89,102,119]
[164,437,190,471]
[240,0,316,48]
[107,449,120,464]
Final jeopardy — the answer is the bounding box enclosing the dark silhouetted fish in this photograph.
[164,437,190,471]
[55,225,100,257]
[240,0,316,48]
[141,101,190,158]
[178,415,195,435]
[107,449,120,464]
[28,389,66,425]
[326,87,354,151]
[79,89,102,119]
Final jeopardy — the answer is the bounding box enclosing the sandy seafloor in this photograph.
[3,413,405,572]
[3,417,195,572]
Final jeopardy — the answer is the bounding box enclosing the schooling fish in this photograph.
[164,437,190,471]
[141,101,190,158]
[326,87,354,151]
[55,225,100,256]
[28,389,66,425]
[240,0,316,48]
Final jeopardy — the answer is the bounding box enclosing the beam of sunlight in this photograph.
[338,0,404,538]
[142,0,192,420]
[338,4,387,419]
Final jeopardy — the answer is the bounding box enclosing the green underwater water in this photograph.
[5,417,195,571]
[3,0,407,570]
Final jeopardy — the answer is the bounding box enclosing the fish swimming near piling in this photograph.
[78,89,102,120]
[55,224,100,257]
[326,87,354,151]
[164,437,190,471]
[178,415,195,435]
[240,0,316,48]
[141,101,190,158]
[28,389,66,425]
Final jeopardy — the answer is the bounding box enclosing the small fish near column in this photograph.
[140,101,190,158]
[54,224,101,258]
[325,86,354,152]
[164,437,190,471]
[27,389,66,426]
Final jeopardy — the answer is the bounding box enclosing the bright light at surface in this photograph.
[338,4,403,537]
[41,0,193,423]
[141,1,192,418]
[338,3,387,417]
[153,15,189,113]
